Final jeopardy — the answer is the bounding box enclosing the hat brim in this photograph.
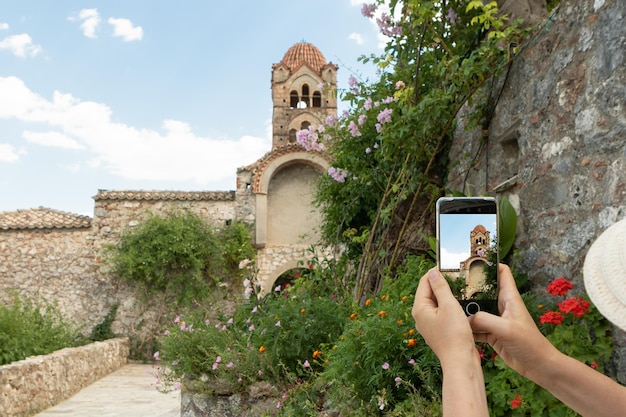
[583,219,626,332]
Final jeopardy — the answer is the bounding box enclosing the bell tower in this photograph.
[271,42,338,150]
[470,225,490,257]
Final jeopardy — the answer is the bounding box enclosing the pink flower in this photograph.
[153,351,160,361]
[303,360,311,368]
[382,362,390,370]
[361,3,377,18]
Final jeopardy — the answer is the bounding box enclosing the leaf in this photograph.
[498,197,517,259]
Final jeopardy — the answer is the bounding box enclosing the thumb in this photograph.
[427,269,456,306]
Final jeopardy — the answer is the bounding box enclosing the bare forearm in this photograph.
[441,352,489,417]
[529,349,626,417]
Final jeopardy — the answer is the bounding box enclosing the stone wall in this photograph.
[0,227,104,328]
[447,0,626,382]
[0,338,129,417]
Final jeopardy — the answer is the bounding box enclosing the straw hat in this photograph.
[583,218,626,332]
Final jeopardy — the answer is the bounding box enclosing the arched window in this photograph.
[301,121,310,130]
[289,129,297,143]
[301,84,310,107]
[312,91,322,107]
[290,90,299,108]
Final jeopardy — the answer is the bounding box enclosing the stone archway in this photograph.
[250,147,330,293]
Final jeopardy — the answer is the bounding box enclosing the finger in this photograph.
[469,310,502,336]
[426,268,456,307]
[414,269,436,309]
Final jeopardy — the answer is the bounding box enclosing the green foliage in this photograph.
[89,303,119,342]
[306,0,529,299]
[106,211,254,305]
[483,278,613,417]
[243,276,350,381]
[498,196,517,260]
[284,256,442,415]
[0,293,84,365]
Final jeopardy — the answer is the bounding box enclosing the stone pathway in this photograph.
[33,364,180,417]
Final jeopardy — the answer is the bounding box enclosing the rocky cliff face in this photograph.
[447,0,626,382]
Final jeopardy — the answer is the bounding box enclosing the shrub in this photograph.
[317,256,442,415]
[0,293,84,365]
[106,211,254,305]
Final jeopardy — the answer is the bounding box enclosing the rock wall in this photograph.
[447,0,626,382]
[0,338,129,417]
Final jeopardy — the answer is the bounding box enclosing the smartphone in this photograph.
[436,197,499,315]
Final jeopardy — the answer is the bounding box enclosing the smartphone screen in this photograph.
[436,197,499,315]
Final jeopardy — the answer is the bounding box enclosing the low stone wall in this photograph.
[0,338,129,417]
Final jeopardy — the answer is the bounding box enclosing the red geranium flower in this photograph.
[558,297,591,318]
[540,310,564,325]
[547,277,574,296]
[510,393,522,409]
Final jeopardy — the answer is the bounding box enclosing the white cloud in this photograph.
[0,76,272,184]
[348,32,364,45]
[0,33,42,58]
[0,143,21,162]
[23,131,84,150]
[0,22,9,31]
[108,17,143,42]
[70,8,101,38]
[440,247,469,269]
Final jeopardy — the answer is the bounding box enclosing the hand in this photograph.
[412,268,476,365]
[470,264,558,380]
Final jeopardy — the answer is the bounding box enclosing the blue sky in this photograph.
[0,1,385,216]
[439,213,498,269]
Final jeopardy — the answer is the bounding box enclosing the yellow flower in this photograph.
[408,328,416,336]
[259,345,266,353]
[365,299,372,307]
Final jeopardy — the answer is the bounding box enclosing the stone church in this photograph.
[0,42,337,330]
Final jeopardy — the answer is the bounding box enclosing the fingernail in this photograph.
[428,268,440,282]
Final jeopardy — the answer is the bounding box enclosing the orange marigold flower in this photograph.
[312,350,322,359]
[349,313,358,320]
[538,304,545,310]
[377,310,387,318]
[401,295,408,302]
[300,308,306,314]
[365,299,372,307]
[408,328,415,336]
[396,319,403,325]
[407,338,417,348]
[259,346,266,353]
[381,294,388,301]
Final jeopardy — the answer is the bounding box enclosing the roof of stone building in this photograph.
[94,190,236,201]
[281,42,328,73]
[0,207,92,230]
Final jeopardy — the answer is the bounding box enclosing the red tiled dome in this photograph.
[281,42,327,73]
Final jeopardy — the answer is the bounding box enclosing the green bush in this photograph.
[243,275,350,381]
[0,293,84,365]
[317,256,441,415]
[106,211,254,305]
